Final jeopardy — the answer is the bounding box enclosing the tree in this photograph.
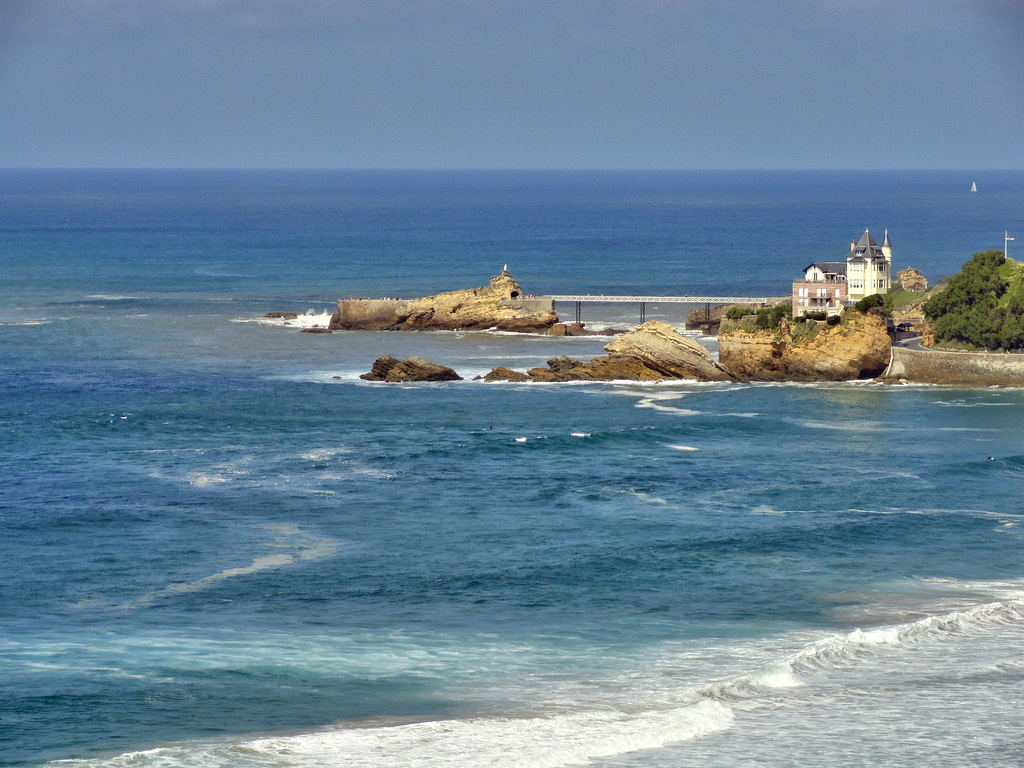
[924,250,1020,349]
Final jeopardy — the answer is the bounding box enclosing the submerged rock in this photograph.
[360,355,463,383]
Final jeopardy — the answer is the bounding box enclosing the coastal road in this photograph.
[895,335,926,350]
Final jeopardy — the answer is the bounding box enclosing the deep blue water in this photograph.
[2,170,1024,768]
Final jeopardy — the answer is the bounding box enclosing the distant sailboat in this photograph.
[971,182,977,192]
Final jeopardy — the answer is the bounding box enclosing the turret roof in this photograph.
[856,228,878,248]
[847,228,886,261]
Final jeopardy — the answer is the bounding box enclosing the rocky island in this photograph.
[329,269,564,334]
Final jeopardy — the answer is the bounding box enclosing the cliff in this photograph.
[329,270,559,333]
[484,321,735,382]
[718,310,891,381]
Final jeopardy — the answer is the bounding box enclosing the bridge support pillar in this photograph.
[639,301,646,323]
[575,302,581,324]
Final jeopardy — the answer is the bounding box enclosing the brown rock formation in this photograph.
[604,321,734,380]
[330,271,558,333]
[525,356,667,382]
[360,355,463,382]
[896,267,928,292]
[718,310,891,381]
[684,304,729,333]
[484,321,735,383]
[482,366,530,382]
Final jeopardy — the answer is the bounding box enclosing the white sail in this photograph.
[971,182,977,192]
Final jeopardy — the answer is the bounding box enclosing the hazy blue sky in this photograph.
[1,0,1022,169]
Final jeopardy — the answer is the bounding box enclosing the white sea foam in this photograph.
[241,310,334,329]
[633,391,702,416]
[668,444,699,451]
[299,447,353,461]
[701,596,1024,704]
[48,699,733,768]
[933,399,1016,408]
[787,418,887,432]
[118,525,339,610]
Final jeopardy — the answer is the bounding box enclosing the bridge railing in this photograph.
[543,295,768,303]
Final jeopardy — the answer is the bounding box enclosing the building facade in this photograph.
[792,229,892,317]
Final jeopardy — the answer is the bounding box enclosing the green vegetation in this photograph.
[726,305,757,320]
[726,302,792,331]
[923,250,1024,350]
[855,285,930,318]
[885,285,929,311]
[753,302,793,330]
[826,315,842,326]
[855,293,886,313]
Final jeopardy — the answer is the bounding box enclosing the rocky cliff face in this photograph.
[484,321,735,382]
[718,311,891,381]
[329,271,559,333]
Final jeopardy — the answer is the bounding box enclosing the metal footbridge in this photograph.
[543,295,769,323]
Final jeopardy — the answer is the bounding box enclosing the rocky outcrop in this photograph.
[360,355,463,382]
[546,322,621,336]
[718,310,891,381]
[896,267,928,292]
[605,321,734,380]
[482,366,530,382]
[684,304,730,334]
[329,270,559,333]
[484,321,734,382]
[519,355,667,382]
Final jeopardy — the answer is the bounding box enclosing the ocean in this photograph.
[2,169,1024,768]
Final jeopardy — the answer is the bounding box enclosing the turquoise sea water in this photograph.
[2,170,1024,767]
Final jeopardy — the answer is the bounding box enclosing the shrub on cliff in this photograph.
[753,303,792,330]
[923,250,1024,350]
[726,306,757,320]
[855,293,886,313]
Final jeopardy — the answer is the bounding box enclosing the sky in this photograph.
[0,0,1022,169]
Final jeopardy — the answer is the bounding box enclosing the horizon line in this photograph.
[1,166,1020,173]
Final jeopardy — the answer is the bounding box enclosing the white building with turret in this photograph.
[792,228,892,317]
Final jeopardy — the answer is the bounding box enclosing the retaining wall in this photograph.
[885,346,1024,387]
[333,299,408,328]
